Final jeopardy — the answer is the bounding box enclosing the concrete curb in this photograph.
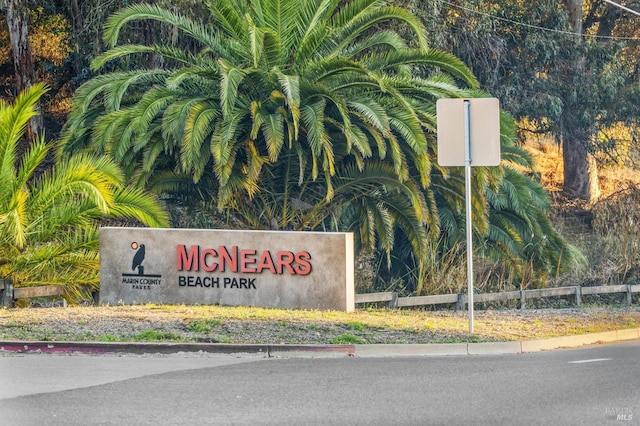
[1,328,639,358]
[0,341,355,357]
[355,327,640,357]
[355,343,468,357]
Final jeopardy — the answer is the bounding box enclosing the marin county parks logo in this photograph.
[130,241,146,274]
[121,241,162,290]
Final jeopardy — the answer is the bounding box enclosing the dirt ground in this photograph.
[1,304,639,345]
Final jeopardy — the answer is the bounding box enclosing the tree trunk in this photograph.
[566,0,583,32]
[561,128,600,202]
[562,0,599,202]
[6,0,43,141]
[6,0,33,92]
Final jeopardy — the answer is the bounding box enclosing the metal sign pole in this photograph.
[436,97,500,334]
[463,100,474,334]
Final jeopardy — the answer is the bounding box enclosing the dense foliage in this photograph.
[414,0,640,201]
[1,0,595,294]
[0,84,169,300]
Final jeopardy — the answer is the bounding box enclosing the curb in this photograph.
[0,341,355,357]
[1,328,639,358]
[356,327,640,357]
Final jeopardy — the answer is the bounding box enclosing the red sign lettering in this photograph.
[176,245,312,276]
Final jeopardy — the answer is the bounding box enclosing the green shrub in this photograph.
[185,319,222,333]
[330,334,365,344]
[133,330,179,341]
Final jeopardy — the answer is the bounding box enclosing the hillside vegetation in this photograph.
[2,1,640,302]
[525,135,640,293]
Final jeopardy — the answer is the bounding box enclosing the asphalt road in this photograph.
[1,342,639,425]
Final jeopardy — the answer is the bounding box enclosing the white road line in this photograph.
[568,358,612,364]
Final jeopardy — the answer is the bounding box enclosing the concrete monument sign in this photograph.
[100,227,355,311]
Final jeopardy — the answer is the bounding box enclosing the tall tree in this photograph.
[3,0,32,92]
[2,0,42,139]
[418,0,639,203]
[561,0,600,201]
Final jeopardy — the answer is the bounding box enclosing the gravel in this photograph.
[1,305,639,345]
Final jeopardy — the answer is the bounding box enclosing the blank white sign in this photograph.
[436,98,501,167]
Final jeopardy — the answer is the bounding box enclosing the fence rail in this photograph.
[355,284,640,310]
[2,279,640,309]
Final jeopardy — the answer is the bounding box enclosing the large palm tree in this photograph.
[481,145,586,289]
[59,0,582,295]
[60,0,477,212]
[378,114,585,295]
[59,0,482,284]
[0,84,169,301]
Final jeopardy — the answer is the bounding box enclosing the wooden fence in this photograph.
[355,284,640,309]
[2,279,640,309]
[0,279,71,308]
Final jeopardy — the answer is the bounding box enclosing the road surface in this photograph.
[1,342,638,425]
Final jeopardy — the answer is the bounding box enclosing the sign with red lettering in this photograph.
[99,227,354,311]
[175,245,312,275]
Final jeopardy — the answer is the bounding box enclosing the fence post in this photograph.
[627,285,633,306]
[91,290,100,306]
[575,286,582,307]
[456,293,465,311]
[1,279,14,308]
[519,290,526,310]
[388,292,398,309]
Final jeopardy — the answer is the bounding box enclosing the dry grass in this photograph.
[524,137,565,194]
[1,305,639,344]
[524,136,640,201]
[523,133,640,289]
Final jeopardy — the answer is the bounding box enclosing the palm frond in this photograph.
[180,101,219,178]
[328,5,428,56]
[342,31,407,58]
[109,187,170,228]
[295,0,340,64]
[91,45,201,72]
[0,84,47,173]
[276,72,301,139]
[218,59,249,117]
[103,3,220,50]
